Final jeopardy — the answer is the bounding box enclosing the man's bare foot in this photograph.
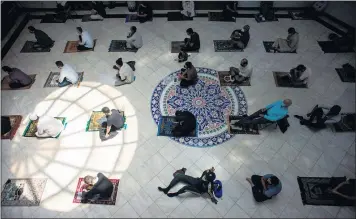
[246,177,253,186]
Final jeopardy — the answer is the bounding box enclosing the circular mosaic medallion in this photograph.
[151,67,247,147]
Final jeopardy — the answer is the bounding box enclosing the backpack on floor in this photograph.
[213,180,223,198]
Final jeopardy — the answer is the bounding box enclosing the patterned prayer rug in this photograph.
[318,41,355,53]
[273,72,308,88]
[336,68,355,83]
[167,12,193,21]
[125,14,152,22]
[43,72,84,88]
[1,115,22,140]
[1,178,47,206]
[63,40,97,53]
[157,116,197,137]
[1,75,36,90]
[263,41,297,53]
[218,71,251,86]
[297,176,355,206]
[208,12,235,22]
[332,113,356,132]
[20,41,52,53]
[73,177,119,205]
[86,111,126,132]
[108,40,138,52]
[40,14,67,23]
[23,117,66,137]
[151,67,247,147]
[213,40,243,52]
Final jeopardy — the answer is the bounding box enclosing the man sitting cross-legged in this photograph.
[158,167,219,204]
[55,61,79,87]
[181,28,200,52]
[230,25,250,50]
[225,58,252,84]
[79,173,114,203]
[101,107,124,140]
[246,174,282,202]
[178,61,198,88]
[172,110,196,137]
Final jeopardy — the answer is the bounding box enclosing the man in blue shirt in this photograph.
[235,99,292,125]
[246,174,282,202]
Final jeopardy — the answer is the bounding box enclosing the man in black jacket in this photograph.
[230,25,250,49]
[28,26,54,49]
[81,173,114,202]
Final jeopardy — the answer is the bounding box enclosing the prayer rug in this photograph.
[297,176,355,206]
[73,177,119,205]
[157,116,197,137]
[255,14,278,23]
[82,14,103,22]
[263,41,297,53]
[318,41,355,53]
[336,68,355,83]
[332,113,356,132]
[208,12,235,22]
[1,74,36,90]
[167,12,193,21]
[125,14,152,22]
[40,14,67,23]
[218,71,251,86]
[228,116,259,135]
[273,72,308,88]
[1,115,22,140]
[20,41,52,53]
[213,40,243,52]
[1,178,47,206]
[86,111,127,132]
[43,72,84,88]
[151,67,248,147]
[289,11,312,20]
[23,117,66,138]
[171,41,199,53]
[108,40,138,52]
[63,40,97,53]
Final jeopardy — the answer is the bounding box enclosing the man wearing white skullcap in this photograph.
[30,114,64,138]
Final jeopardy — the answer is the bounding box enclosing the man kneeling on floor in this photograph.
[80,173,114,203]
[29,114,64,138]
[172,111,196,137]
[2,66,33,89]
[28,26,54,50]
[158,167,219,204]
[55,61,79,87]
[281,64,311,87]
[226,58,252,84]
[101,107,124,140]
[246,174,282,202]
[113,58,135,86]
[234,99,292,127]
[178,61,198,88]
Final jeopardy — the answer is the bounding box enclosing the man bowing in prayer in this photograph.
[29,114,64,138]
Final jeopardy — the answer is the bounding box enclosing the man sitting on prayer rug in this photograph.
[272,27,299,52]
[230,25,250,49]
[234,99,292,126]
[113,58,135,86]
[158,167,219,204]
[281,64,311,87]
[101,107,124,140]
[178,61,198,88]
[126,26,143,49]
[172,111,196,137]
[2,66,33,89]
[29,114,64,138]
[136,2,153,23]
[76,27,94,51]
[28,26,54,50]
[55,61,79,87]
[246,174,282,202]
[79,173,114,203]
[226,58,252,84]
[181,28,200,52]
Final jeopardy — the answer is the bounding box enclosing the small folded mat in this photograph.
[23,117,66,138]
[218,71,251,86]
[318,41,355,53]
[82,14,103,22]
[273,72,308,88]
[1,115,22,140]
[297,176,355,206]
[108,40,138,52]
[73,177,119,205]
[263,41,297,53]
[208,12,235,22]
[86,111,127,132]
[255,14,278,23]
[335,68,355,83]
[171,41,199,53]
[157,116,197,137]
[228,115,259,135]
[213,40,243,52]
[43,72,84,88]
[40,14,67,23]
[125,14,152,22]
[1,74,36,90]
[1,178,47,206]
[167,12,193,21]
[63,40,97,53]
[332,113,356,132]
[20,41,52,53]
[289,11,312,20]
